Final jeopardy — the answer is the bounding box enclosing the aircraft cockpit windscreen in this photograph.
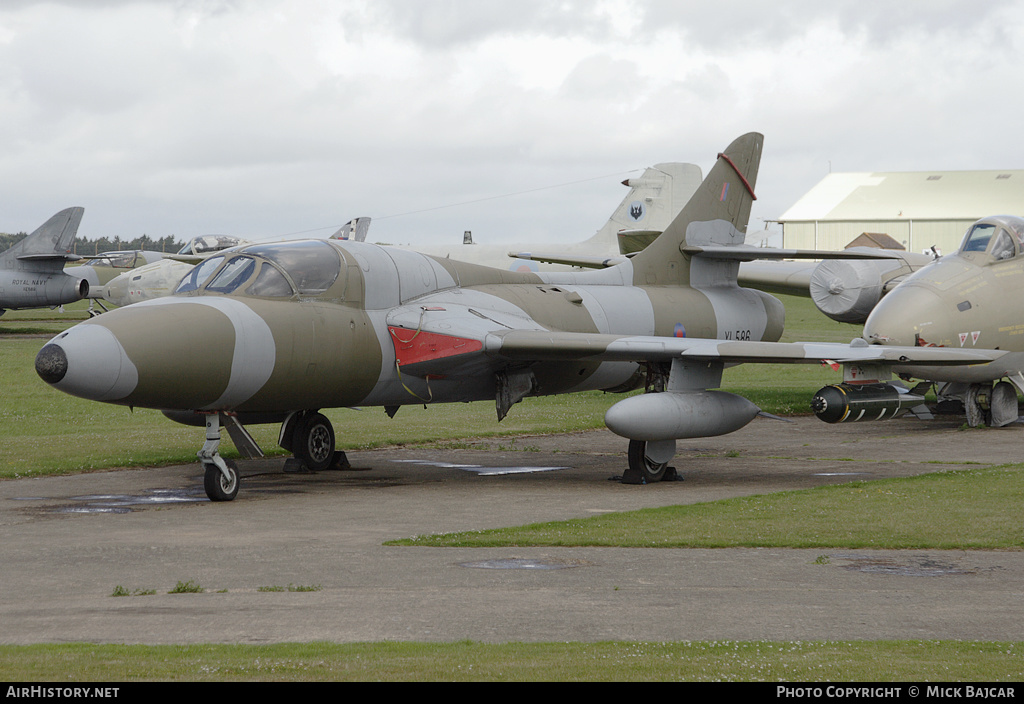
[87,251,138,269]
[960,217,1024,260]
[205,256,257,293]
[200,255,296,297]
[177,235,245,257]
[242,240,342,295]
[961,223,996,253]
[173,241,342,298]
[174,255,225,294]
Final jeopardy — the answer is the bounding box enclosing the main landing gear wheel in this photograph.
[292,412,336,472]
[623,439,674,484]
[203,459,239,502]
[965,384,989,428]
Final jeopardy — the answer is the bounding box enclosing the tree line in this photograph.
[0,232,186,255]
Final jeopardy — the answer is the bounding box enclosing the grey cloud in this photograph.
[636,0,1017,49]
[338,0,618,48]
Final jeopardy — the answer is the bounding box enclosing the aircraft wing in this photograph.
[387,301,1006,379]
[17,252,82,262]
[508,244,916,274]
[506,251,629,270]
[482,331,1007,367]
[680,245,911,262]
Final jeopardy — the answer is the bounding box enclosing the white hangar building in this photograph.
[778,170,1024,255]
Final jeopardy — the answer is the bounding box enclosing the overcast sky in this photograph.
[1,0,1022,248]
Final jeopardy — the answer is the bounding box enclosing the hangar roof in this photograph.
[779,170,1024,222]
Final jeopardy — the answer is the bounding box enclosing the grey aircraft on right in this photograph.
[808,214,1024,428]
[694,214,1024,429]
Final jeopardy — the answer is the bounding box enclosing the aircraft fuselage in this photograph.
[0,269,88,312]
[37,238,785,415]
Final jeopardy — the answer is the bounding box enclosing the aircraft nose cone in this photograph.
[35,324,138,402]
[35,343,68,384]
[34,343,70,384]
[864,284,949,347]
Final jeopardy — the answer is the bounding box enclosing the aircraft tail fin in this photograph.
[628,133,763,286]
[579,163,703,253]
[332,217,371,242]
[4,207,85,272]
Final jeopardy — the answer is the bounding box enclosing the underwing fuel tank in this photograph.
[604,390,761,441]
[811,383,923,423]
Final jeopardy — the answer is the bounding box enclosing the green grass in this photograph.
[387,464,1024,549]
[0,641,1020,681]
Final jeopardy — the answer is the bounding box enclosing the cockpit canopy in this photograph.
[176,235,249,257]
[959,215,1024,260]
[173,239,343,298]
[85,250,142,269]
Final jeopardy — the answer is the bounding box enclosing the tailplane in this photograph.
[628,133,762,287]
[3,207,85,272]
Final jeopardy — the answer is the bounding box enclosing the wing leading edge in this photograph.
[482,330,1006,367]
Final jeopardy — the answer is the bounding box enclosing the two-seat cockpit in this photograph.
[173,240,343,299]
[958,215,1024,262]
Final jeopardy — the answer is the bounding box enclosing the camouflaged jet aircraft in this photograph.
[809,214,1024,430]
[700,214,1024,431]
[0,207,89,315]
[34,134,1006,501]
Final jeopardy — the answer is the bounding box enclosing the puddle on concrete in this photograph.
[833,554,976,577]
[393,459,569,475]
[458,557,590,570]
[470,466,569,476]
[18,487,209,514]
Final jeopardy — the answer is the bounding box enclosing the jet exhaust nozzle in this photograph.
[811,382,923,423]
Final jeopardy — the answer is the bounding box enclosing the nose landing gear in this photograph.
[196,410,346,501]
[198,414,240,502]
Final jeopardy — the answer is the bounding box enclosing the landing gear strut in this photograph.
[198,414,239,501]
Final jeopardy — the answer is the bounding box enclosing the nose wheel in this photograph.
[198,413,241,501]
[203,458,239,501]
